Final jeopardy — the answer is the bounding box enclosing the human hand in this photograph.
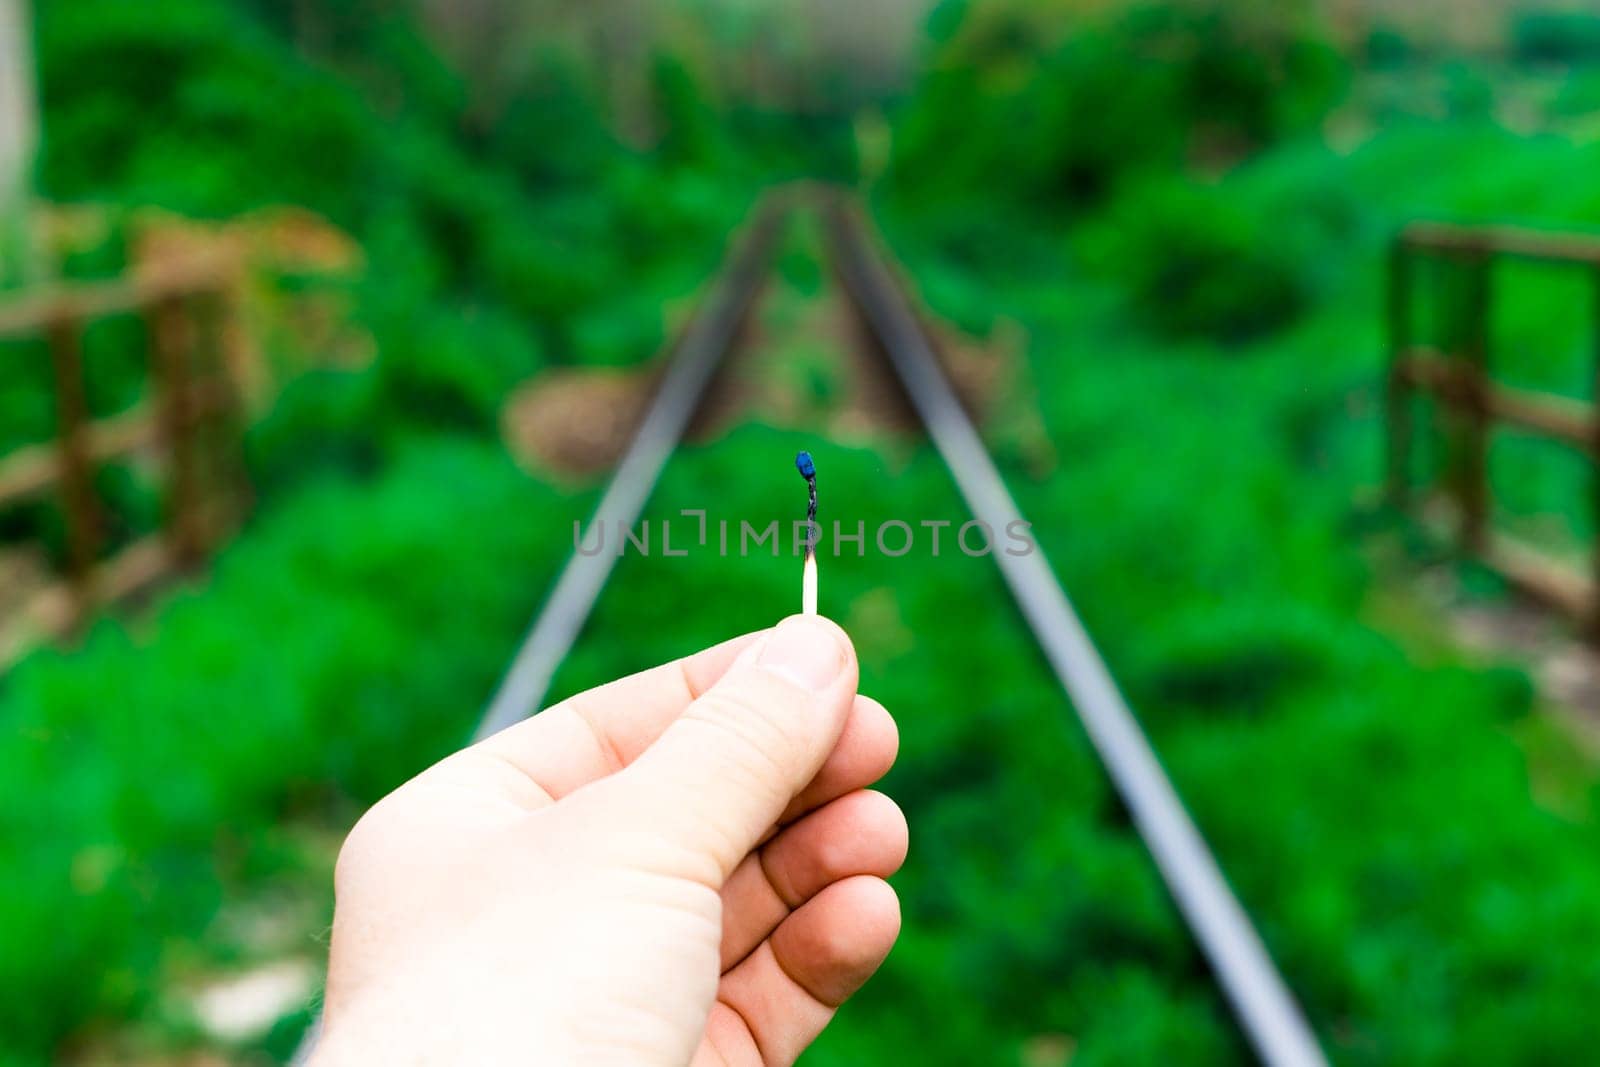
[311,616,905,1065]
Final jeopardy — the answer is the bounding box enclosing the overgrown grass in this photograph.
[13,1,1600,1062]
[8,0,754,492]
[865,111,1600,1061]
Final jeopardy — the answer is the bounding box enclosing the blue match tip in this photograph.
[795,451,816,480]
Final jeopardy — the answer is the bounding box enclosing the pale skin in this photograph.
[311,615,906,1065]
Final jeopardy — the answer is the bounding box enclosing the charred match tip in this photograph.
[795,450,816,480]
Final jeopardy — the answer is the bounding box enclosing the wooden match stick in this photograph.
[796,451,818,616]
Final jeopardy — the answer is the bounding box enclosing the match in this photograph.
[796,450,818,616]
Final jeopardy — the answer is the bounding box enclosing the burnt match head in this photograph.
[795,451,816,481]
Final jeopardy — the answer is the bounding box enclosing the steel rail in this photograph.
[822,199,1327,1067]
[473,199,784,741]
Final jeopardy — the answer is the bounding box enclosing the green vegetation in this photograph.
[9,1,1600,1064]
[12,0,761,474]
[859,10,1600,1053]
[887,0,1345,218]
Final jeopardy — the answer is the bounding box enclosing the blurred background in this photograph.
[7,0,1600,1062]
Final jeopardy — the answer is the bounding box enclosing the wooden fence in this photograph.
[0,253,247,662]
[1386,221,1600,630]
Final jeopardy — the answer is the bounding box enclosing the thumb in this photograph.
[611,615,857,885]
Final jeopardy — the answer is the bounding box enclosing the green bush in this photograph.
[1364,25,1415,69]
[1512,12,1600,66]
[372,304,545,431]
[244,369,385,499]
[870,99,1600,1061]
[1082,178,1332,341]
[886,0,1347,217]
[37,0,371,220]
[31,0,748,496]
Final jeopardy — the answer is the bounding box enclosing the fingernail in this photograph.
[758,617,844,691]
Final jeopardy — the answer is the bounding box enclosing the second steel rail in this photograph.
[824,198,1326,1067]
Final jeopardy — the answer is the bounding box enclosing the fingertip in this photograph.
[855,790,910,875]
[772,875,901,1007]
[756,616,855,695]
[772,614,857,671]
[775,612,851,642]
[848,875,903,944]
[829,875,902,980]
[855,695,900,779]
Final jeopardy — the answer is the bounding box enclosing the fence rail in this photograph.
[1386,221,1600,633]
[0,256,227,338]
[1400,220,1600,266]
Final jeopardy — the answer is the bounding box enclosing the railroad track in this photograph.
[298,189,1326,1066]
[823,197,1324,1067]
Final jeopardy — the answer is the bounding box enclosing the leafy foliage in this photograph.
[873,103,1600,1061]
[11,2,1600,1065]
[887,0,1347,216]
[27,0,751,493]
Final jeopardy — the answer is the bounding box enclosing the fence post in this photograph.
[194,282,249,533]
[151,292,205,567]
[1456,251,1492,555]
[47,311,99,623]
[1385,236,1413,507]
